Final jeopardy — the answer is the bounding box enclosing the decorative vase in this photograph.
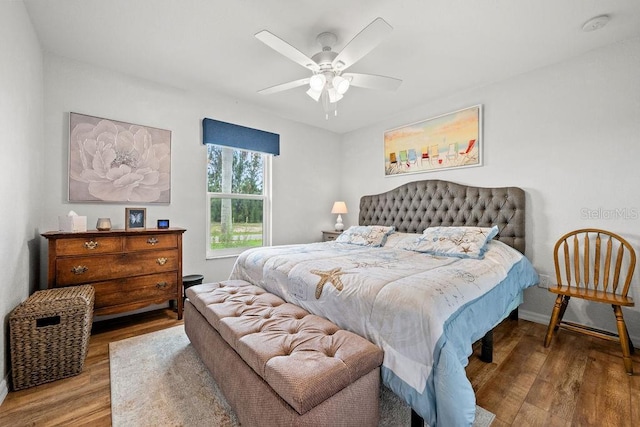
[96,218,112,231]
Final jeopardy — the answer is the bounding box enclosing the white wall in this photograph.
[40,54,342,286]
[0,1,44,402]
[340,37,640,342]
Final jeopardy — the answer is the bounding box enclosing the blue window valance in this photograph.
[202,118,280,156]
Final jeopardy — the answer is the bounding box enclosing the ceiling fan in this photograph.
[255,17,402,119]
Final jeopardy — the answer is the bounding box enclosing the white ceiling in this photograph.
[23,0,640,134]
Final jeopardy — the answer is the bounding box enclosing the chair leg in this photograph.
[544,295,567,347]
[556,296,570,330]
[613,305,633,375]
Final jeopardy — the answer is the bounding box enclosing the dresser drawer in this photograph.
[125,233,178,251]
[55,249,179,285]
[55,236,123,256]
[91,272,178,311]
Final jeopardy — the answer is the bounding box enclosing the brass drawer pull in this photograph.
[156,257,168,265]
[156,282,168,289]
[84,240,99,250]
[71,265,88,275]
[147,237,159,245]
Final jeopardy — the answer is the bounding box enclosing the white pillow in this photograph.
[397,225,499,259]
[335,225,395,247]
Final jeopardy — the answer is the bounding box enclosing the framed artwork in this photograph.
[125,207,146,230]
[383,105,482,176]
[68,112,171,203]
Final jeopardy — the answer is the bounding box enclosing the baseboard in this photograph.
[518,309,549,325]
[518,309,640,349]
[0,373,8,406]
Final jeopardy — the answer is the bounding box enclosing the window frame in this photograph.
[205,148,272,259]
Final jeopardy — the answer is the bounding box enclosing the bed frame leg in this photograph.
[479,308,516,364]
[411,409,424,427]
[480,330,493,363]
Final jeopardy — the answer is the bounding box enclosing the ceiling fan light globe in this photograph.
[306,87,322,101]
[309,74,326,91]
[327,88,343,103]
[333,75,350,94]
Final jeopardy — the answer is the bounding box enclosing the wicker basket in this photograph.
[10,285,95,390]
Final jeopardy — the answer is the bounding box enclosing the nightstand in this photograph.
[322,230,342,242]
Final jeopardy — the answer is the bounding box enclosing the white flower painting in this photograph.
[69,113,171,203]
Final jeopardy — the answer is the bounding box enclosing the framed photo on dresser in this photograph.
[125,207,146,230]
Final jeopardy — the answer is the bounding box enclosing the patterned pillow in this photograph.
[398,225,499,259]
[335,225,395,247]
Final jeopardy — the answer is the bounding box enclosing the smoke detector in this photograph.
[582,15,610,32]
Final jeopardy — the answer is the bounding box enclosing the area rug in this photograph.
[110,325,494,426]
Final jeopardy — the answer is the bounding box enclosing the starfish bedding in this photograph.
[230,231,539,426]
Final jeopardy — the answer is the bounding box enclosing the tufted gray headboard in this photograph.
[359,180,526,254]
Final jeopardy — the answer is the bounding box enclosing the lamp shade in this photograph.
[331,201,348,214]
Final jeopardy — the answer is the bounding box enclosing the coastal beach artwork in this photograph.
[384,105,482,176]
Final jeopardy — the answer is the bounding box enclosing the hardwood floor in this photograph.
[0,309,638,426]
[468,317,640,426]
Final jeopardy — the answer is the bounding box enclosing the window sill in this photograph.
[206,253,241,260]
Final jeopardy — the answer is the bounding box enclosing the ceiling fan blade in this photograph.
[255,30,320,72]
[343,73,402,91]
[258,77,310,95]
[332,17,392,71]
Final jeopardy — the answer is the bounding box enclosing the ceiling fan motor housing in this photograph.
[312,50,338,70]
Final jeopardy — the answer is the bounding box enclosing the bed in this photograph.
[229,179,539,426]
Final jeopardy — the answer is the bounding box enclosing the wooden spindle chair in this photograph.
[544,229,636,374]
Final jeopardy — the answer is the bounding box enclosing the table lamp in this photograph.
[331,201,348,231]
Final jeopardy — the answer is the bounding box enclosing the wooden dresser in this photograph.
[41,228,186,319]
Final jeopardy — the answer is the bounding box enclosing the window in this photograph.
[206,145,271,258]
[202,117,278,258]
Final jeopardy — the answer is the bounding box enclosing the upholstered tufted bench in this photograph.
[184,279,383,427]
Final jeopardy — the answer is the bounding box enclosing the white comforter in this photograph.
[230,236,538,426]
